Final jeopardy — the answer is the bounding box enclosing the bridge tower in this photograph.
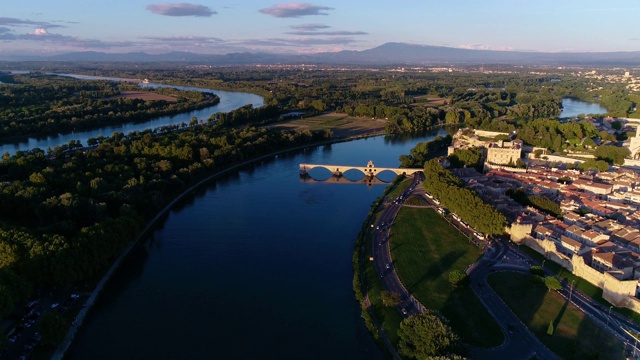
[364,160,377,177]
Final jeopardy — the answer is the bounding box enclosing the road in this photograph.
[372,174,561,359]
[371,173,426,317]
[501,239,640,357]
[466,244,561,360]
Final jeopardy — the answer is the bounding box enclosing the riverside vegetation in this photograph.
[0,73,219,141]
[0,63,637,352]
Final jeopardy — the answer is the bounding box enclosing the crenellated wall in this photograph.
[523,235,639,309]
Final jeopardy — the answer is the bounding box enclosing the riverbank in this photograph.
[52,126,392,359]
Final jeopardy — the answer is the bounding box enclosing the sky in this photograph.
[2,0,640,56]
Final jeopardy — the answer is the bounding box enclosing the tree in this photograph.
[534,149,543,159]
[445,110,460,125]
[381,291,401,307]
[611,120,622,130]
[397,313,460,359]
[578,159,610,172]
[594,145,630,165]
[448,270,469,288]
[544,276,562,291]
[529,266,544,276]
[38,310,70,346]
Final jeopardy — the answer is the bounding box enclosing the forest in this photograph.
[0,63,638,338]
[0,119,330,322]
[0,73,219,141]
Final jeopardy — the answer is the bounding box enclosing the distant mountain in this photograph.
[3,43,640,65]
[314,42,640,65]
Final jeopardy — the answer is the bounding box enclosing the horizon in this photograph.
[3,1,640,57]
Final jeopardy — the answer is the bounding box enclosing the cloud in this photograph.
[290,23,330,31]
[259,3,333,18]
[0,17,65,29]
[238,36,358,47]
[141,35,223,43]
[286,30,367,36]
[458,44,514,51]
[146,3,216,17]
[0,29,135,50]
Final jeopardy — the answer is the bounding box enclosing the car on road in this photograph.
[401,308,407,315]
[386,263,391,269]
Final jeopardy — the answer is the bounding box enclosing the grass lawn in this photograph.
[520,245,640,323]
[385,178,412,202]
[389,207,503,347]
[403,195,429,206]
[488,271,624,360]
[272,112,386,138]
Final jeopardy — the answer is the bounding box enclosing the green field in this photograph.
[274,112,386,137]
[389,207,503,347]
[488,271,624,360]
[403,195,429,206]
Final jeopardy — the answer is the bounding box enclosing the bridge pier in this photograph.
[299,161,422,179]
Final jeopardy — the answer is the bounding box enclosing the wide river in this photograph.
[0,75,264,155]
[66,128,448,359]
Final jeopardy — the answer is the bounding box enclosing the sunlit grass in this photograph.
[390,207,503,347]
[489,271,624,360]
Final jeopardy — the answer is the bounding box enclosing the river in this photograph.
[560,98,608,118]
[0,75,264,155]
[66,129,448,359]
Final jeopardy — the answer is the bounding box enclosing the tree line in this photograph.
[422,159,506,235]
[0,74,219,141]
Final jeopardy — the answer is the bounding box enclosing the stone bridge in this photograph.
[299,160,422,179]
[300,174,391,188]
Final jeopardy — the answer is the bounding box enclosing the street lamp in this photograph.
[568,280,576,303]
[606,305,613,327]
[542,259,546,269]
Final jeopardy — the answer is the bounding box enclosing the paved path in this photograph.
[372,175,560,359]
[372,173,427,318]
[467,247,560,360]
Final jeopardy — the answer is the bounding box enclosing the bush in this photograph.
[530,265,544,276]
[448,270,469,288]
[381,291,401,307]
[544,276,562,291]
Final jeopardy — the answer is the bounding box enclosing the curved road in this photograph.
[372,174,560,360]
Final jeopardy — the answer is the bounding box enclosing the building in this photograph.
[628,125,640,159]
[486,139,523,166]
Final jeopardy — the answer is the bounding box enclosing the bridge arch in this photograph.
[299,161,422,179]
